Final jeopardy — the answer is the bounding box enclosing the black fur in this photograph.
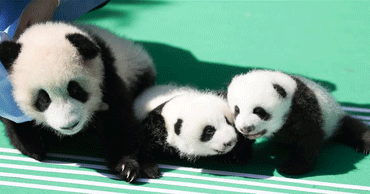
[131,69,156,98]
[92,34,159,181]
[253,107,270,121]
[152,100,167,114]
[273,84,287,98]
[67,81,89,103]
[273,76,325,175]
[200,126,216,142]
[34,89,52,112]
[332,115,370,154]
[174,119,182,136]
[215,133,255,164]
[66,33,100,61]
[234,106,240,117]
[0,41,22,71]
[139,110,178,163]
[0,117,46,161]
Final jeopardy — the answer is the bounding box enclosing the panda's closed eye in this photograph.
[34,89,51,112]
[234,106,240,117]
[253,107,270,120]
[200,125,216,142]
[225,116,232,125]
[68,81,89,103]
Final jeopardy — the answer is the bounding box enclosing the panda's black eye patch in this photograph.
[174,119,183,136]
[201,125,216,142]
[253,107,270,121]
[68,81,89,103]
[234,106,240,117]
[34,89,51,112]
[273,84,287,98]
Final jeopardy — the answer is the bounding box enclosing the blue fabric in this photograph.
[0,0,107,123]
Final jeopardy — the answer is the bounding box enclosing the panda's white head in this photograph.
[161,93,238,159]
[0,22,104,135]
[227,70,297,139]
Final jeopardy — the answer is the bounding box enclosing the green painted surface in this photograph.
[1,1,369,193]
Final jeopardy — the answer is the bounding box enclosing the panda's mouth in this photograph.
[214,149,226,154]
[245,129,267,140]
[61,121,80,130]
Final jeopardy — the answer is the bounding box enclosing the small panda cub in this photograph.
[134,84,250,162]
[227,69,370,175]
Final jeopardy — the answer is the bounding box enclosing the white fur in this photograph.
[9,22,155,135]
[227,70,345,139]
[134,85,238,158]
[228,70,296,138]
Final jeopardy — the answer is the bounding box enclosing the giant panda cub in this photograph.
[133,84,253,163]
[0,22,159,182]
[227,69,370,175]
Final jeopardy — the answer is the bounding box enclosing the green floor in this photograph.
[1,1,369,193]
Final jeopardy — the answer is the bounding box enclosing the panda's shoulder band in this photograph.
[152,95,183,114]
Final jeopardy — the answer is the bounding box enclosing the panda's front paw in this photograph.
[355,130,370,155]
[115,157,140,183]
[140,162,162,179]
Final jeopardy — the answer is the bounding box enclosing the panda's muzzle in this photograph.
[214,139,237,154]
[61,121,80,130]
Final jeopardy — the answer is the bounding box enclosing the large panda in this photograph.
[0,22,159,182]
[133,84,253,164]
[227,69,370,175]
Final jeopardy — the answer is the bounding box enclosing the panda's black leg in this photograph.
[0,117,46,161]
[97,112,142,183]
[137,140,161,179]
[139,161,161,179]
[278,130,324,175]
[332,115,370,154]
[137,111,163,179]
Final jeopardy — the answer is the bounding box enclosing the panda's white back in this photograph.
[295,76,345,139]
[133,85,197,121]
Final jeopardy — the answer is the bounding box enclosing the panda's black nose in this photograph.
[241,125,255,134]
[61,121,79,130]
[224,139,236,147]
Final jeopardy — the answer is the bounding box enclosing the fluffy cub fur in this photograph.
[134,85,253,164]
[0,22,158,182]
[227,69,370,175]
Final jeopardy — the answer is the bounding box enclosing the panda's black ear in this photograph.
[273,84,287,98]
[0,41,22,71]
[66,33,100,61]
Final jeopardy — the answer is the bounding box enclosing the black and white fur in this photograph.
[0,22,158,182]
[227,69,370,175]
[133,85,253,163]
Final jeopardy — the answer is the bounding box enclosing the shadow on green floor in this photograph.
[138,41,252,90]
[139,41,338,93]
